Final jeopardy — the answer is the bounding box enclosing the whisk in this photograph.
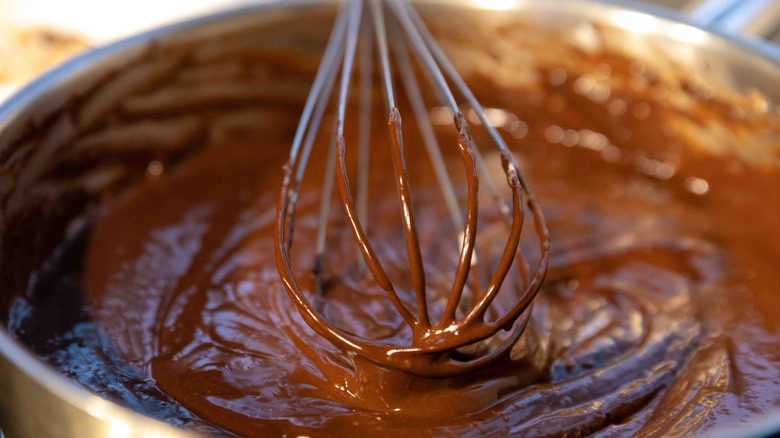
[275,0,549,377]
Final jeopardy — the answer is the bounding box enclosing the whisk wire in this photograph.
[314,120,339,266]
[387,0,509,223]
[356,11,374,258]
[275,0,550,377]
[336,0,364,137]
[283,2,348,252]
[370,0,396,110]
[396,0,550,326]
[390,24,464,234]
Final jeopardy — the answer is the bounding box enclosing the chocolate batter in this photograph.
[4,8,780,438]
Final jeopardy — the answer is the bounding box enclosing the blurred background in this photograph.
[1,0,779,105]
[1,0,779,104]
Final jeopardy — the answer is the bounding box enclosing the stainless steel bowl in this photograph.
[0,1,779,437]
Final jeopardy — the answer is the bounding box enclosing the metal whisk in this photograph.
[275,0,549,377]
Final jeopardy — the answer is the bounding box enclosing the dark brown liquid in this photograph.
[6,11,780,438]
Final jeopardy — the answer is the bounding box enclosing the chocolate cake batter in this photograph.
[4,9,780,438]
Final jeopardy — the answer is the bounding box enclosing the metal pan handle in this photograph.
[686,0,780,39]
